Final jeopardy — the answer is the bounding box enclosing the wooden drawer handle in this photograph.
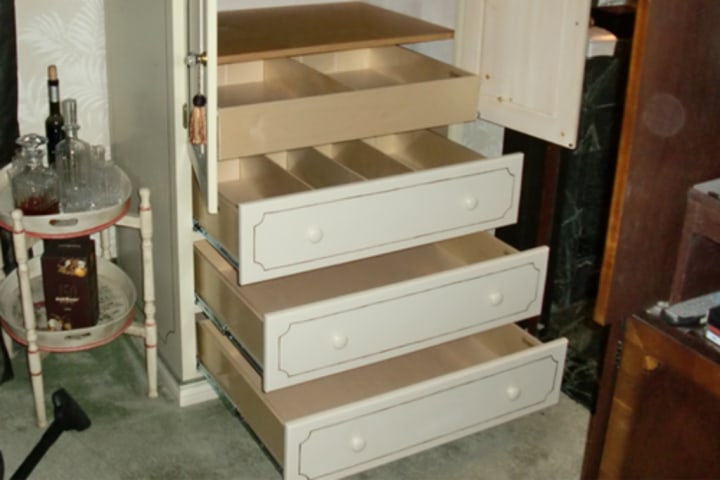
[464,195,479,211]
[331,333,349,350]
[488,291,504,306]
[350,435,366,453]
[506,385,521,401]
[305,225,324,244]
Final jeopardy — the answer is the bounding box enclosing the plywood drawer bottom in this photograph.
[197,318,567,480]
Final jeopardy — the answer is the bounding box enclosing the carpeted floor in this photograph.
[0,334,589,480]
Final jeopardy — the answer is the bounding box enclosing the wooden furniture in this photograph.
[597,312,720,479]
[583,0,720,476]
[105,1,592,477]
[670,179,720,303]
[0,187,158,427]
[104,0,592,389]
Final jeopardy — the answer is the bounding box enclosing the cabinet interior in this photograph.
[216,130,487,205]
[198,317,541,422]
[215,2,454,64]
[195,230,516,316]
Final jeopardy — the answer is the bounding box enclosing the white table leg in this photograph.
[12,210,47,428]
[139,188,158,398]
[100,228,112,260]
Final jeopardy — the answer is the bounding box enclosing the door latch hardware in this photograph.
[185,51,208,67]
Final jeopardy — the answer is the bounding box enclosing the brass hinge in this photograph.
[614,339,623,368]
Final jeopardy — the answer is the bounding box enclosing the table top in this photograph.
[636,311,720,365]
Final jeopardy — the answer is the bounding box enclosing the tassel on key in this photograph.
[190,94,207,145]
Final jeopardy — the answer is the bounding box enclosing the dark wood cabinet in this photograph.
[584,0,720,477]
[597,313,720,479]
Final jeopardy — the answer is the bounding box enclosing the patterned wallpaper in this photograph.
[15,0,501,157]
[16,0,109,148]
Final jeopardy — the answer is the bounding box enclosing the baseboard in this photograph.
[155,355,218,407]
[177,378,218,407]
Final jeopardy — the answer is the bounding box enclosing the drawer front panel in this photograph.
[196,318,567,480]
[289,344,565,480]
[237,153,522,284]
[264,246,548,391]
[194,238,548,392]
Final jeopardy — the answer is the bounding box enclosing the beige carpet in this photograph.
[0,336,589,480]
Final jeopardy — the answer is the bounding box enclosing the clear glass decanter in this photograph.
[91,145,131,208]
[55,99,93,212]
[10,134,60,215]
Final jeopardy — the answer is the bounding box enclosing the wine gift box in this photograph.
[42,236,99,330]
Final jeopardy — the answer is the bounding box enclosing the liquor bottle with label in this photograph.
[10,134,60,215]
[55,98,92,212]
[44,65,65,165]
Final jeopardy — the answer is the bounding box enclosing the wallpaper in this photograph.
[15,0,501,157]
[15,0,109,148]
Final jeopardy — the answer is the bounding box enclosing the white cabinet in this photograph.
[105,0,589,477]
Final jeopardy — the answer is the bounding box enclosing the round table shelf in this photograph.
[0,176,132,238]
[0,257,137,352]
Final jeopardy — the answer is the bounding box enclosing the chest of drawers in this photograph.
[105,1,590,477]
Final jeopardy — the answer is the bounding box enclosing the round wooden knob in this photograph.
[350,435,366,452]
[488,291,504,306]
[331,333,349,350]
[464,195,479,211]
[506,385,521,401]
[305,225,324,243]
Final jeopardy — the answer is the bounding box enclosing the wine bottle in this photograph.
[45,64,65,165]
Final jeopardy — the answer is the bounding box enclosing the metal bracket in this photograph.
[185,51,208,67]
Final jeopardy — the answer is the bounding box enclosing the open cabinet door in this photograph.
[458,0,591,149]
[187,0,218,213]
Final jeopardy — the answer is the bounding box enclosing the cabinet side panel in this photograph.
[105,0,197,382]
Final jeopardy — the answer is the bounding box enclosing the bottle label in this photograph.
[49,85,60,103]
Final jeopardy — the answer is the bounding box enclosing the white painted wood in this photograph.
[197,319,567,480]
[457,0,591,148]
[105,0,201,383]
[187,0,219,214]
[138,188,159,399]
[263,245,549,390]
[1,192,160,426]
[11,211,47,427]
[239,152,520,283]
[194,133,523,284]
[287,341,565,480]
[194,234,549,391]
[0,258,137,351]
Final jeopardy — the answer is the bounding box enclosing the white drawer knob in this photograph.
[463,195,479,211]
[488,291,504,306]
[506,386,521,401]
[331,333,349,350]
[305,225,324,244]
[350,435,366,453]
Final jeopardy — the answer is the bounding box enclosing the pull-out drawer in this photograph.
[194,231,548,392]
[194,130,522,284]
[197,318,567,480]
[217,46,479,159]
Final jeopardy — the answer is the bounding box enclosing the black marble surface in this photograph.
[543,300,607,410]
[551,44,630,309]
